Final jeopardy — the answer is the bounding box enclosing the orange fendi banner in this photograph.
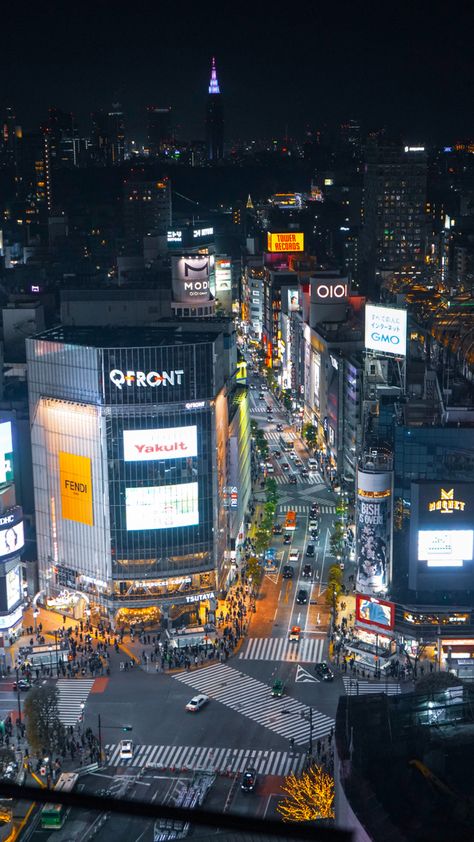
[59,452,93,526]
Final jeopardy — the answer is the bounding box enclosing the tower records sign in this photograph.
[172,254,211,304]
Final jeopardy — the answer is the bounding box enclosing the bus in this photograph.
[41,772,78,830]
[283,511,297,531]
[279,436,294,452]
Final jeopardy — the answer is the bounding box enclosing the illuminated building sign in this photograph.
[193,227,213,238]
[125,482,199,531]
[428,488,466,514]
[167,230,183,243]
[236,360,247,382]
[314,281,348,301]
[185,591,215,603]
[356,594,395,631]
[109,369,184,390]
[267,232,304,253]
[59,452,93,527]
[0,422,14,485]
[123,426,197,461]
[365,304,407,357]
[172,255,211,303]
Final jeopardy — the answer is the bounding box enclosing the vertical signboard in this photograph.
[59,452,93,526]
[355,466,393,595]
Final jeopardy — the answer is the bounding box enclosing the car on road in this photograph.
[276,423,284,432]
[310,504,320,515]
[272,448,281,458]
[281,462,290,471]
[315,662,334,682]
[289,475,297,484]
[294,459,303,468]
[259,392,265,399]
[306,544,315,557]
[13,679,31,692]
[119,739,134,760]
[282,565,294,578]
[283,533,292,544]
[289,625,301,642]
[272,679,284,697]
[289,548,300,563]
[250,384,256,389]
[301,468,309,478]
[302,564,312,578]
[272,523,283,535]
[309,519,319,531]
[296,588,308,605]
[310,528,319,540]
[186,694,209,712]
[241,768,258,792]
[261,384,268,391]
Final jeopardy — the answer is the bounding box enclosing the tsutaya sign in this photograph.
[185,591,215,604]
[110,369,184,389]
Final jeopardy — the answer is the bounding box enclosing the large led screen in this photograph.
[125,483,199,531]
[418,530,473,567]
[0,520,24,558]
[6,567,21,610]
[355,594,395,630]
[0,422,14,485]
[123,426,197,462]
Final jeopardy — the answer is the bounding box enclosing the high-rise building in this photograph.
[206,57,223,161]
[91,105,125,165]
[147,106,172,154]
[46,107,79,168]
[360,140,427,291]
[122,174,172,246]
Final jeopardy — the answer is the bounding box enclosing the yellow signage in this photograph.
[428,488,465,514]
[267,232,304,253]
[59,452,93,526]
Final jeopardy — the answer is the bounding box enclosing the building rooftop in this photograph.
[33,323,226,349]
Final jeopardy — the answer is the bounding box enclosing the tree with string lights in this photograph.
[277,766,335,823]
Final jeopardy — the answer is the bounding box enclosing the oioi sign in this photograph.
[365,304,407,357]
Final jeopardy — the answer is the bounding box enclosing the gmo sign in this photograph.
[365,304,407,357]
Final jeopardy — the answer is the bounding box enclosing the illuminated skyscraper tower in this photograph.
[206,57,223,161]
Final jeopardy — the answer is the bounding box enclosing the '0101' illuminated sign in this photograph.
[428,488,466,514]
[109,370,184,390]
[314,282,348,300]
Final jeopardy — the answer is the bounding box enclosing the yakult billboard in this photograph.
[365,305,407,357]
[123,426,198,462]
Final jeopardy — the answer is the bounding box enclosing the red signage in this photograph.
[355,594,395,631]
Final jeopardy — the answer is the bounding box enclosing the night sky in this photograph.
[2,0,473,143]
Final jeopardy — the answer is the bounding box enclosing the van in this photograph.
[308,459,318,471]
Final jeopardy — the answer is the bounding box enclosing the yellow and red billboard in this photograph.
[267,232,304,253]
[59,452,93,526]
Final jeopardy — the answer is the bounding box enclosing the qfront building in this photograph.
[26,323,250,629]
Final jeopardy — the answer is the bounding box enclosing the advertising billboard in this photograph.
[59,452,93,527]
[355,594,395,631]
[171,254,210,304]
[0,422,14,485]
[288,289,299,312]
[6,567,21,610]
[365,305,407,356]
[0,520,24,558]
[215,258,232,292]
[123,426,198,462]
[267,232,304,253]
[409,483,474,589]
[356,465,393,596]
[125,482,199,531]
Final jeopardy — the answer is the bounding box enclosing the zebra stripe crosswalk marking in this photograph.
[240,637,325,663]
[104,743,306,777]
[174,663,334,744]
[56,679,95,725]
[277,503,335,514]
[342,677,401,696]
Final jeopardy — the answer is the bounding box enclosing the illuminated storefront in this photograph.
[27,325,246,627]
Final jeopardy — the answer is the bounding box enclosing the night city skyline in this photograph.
[2,1,473,142]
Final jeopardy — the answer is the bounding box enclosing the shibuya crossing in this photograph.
[26,323,251,628]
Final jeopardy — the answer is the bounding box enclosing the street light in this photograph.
[33,610,39,634]
[53,630,59,678]
[14,667,22,728]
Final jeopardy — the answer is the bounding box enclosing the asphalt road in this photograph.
[51,365,345,840]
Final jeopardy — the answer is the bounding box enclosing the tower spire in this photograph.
[208,56,220,95]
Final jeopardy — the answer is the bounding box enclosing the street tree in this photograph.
[281,390,293,412]
[245,556,263,586]
[414,671,463,695]
[277,766,335,822]
[325,564,343,614]
[302,423,318,450]
[24,684,65,756]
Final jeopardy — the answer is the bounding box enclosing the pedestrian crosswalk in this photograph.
[56,679,95,725]
[273,474,324,486]
[265,431,297,442]
[278,503,336,514]
[239,637,325,663]
[342,677,401,696]
[174,663,334,745]
[104,743,306,777]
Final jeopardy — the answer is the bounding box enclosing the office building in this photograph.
[123,175,172,247]
[91,105,125,165]
[206,57,224,161]
[147,106,172,154]
[26,322,250,628]
[360,140,427,291]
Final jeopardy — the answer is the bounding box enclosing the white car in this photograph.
[186,694,209,712]
[119,739,133,760]
[309,519,319,530]
[289,548,300,563]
